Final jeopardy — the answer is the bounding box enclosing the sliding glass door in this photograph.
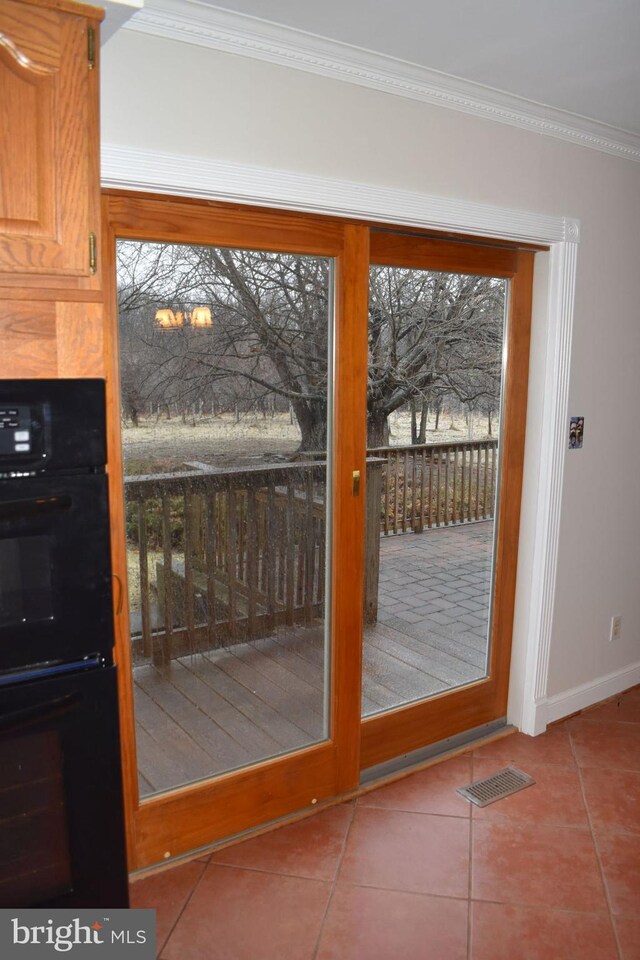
[118,240,334,799]
[105,196,366,869]
[104,195,534,868]
[360,232,534,770]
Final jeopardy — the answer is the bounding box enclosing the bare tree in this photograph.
[367,266,505,444]
[116,242,505,449]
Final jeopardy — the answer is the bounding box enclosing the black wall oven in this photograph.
[0,379,128,908]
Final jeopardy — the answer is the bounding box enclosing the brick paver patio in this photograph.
[364,520,493,714]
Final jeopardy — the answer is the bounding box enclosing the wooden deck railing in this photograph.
[124,439,498,661]
[125,461,327,666]
[368,439,498,535]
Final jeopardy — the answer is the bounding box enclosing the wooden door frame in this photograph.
[103,190,536,868]
[102,191,366,869]
[360,232,535,770]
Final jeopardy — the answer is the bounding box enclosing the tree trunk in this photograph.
[411,399,429,444]
[418,400,428,443]
[293,398,328,452]
[367,412,389,448]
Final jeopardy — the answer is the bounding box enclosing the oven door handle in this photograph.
[0,693,81,733]
[0,495,73,521]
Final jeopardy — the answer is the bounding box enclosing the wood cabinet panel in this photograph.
[0,299,104,378]
[0,0,102,286]
[0,300,57,377]
[56,300,104,376]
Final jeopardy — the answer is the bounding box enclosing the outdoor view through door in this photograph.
[107,194,533,867]
[117,241,334,797]
[117,239,507,794]
[363,264,506,717]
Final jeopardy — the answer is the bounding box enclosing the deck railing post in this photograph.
[364,459,383,623]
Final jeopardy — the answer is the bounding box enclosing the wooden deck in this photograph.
[133,521,494,796]
[126,438,498,662]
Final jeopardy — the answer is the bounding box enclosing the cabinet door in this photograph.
[0,1,99,282]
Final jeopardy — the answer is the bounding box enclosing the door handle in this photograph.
[112,573,124,615]
[352,470,361,496]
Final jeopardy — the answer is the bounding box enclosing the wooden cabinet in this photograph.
[0,0,105,380]
[0,0,103,290]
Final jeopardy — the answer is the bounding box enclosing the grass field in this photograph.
[121,410,496,476]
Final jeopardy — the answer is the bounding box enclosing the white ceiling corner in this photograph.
[122,0,640,163]
[100,0,144,44]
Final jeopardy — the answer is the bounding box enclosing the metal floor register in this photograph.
[457,767,535,807]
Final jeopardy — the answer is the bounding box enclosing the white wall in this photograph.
[101,29,640,724]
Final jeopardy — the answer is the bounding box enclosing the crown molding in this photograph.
[101,143,579,245]
[123,0,640,164]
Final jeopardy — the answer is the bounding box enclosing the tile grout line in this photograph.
[467,751,475,960]
[311,801,358,960]
[148,710,637,956]
[567,721,625,960]
[330,881,472,902]
[197,858,338,882]
[463,896,613,916]
[354,804,475,821]
[156,859,209,960]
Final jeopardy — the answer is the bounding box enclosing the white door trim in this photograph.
[102,143,579,734]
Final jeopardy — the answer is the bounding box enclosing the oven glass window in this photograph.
[0,731,72,907]
[0,536,53,628]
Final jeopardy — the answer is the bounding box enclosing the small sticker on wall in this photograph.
[569,416,584,449]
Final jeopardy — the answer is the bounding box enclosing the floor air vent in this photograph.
[457,766,535,807]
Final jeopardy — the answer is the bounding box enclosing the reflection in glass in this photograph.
[363,266,507,716]
[117,242,333,797]
[0,536,52,627]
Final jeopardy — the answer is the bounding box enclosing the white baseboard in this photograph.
[534,661,640,729]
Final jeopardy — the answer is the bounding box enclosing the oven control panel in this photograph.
[0,380,105,474]
[0,404,43,461]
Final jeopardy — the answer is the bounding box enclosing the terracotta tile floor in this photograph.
[130,686,640,959]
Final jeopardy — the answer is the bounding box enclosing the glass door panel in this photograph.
[116,241,334,798]
[363,265,507,717]
[107,196,533,865]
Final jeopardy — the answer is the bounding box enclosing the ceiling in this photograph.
[182,0,640,136]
